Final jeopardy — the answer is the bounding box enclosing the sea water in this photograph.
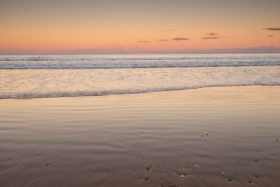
[1,54,280,99]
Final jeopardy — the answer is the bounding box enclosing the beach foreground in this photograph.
[0,86,280,187]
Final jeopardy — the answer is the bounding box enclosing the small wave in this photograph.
[1,55,280,61]
[1,83,279,99]
[1,54,280,69]
[1,54,280,61]
[1,60,280,69]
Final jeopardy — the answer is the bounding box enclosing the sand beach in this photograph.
[1,86,280,187]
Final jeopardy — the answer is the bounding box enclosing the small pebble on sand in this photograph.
[177,167,192,177]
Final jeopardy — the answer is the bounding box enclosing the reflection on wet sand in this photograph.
[0,86,280,187]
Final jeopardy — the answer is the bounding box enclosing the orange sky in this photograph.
[0,0,280,54]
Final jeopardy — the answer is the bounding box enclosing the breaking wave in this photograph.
[1,54,280,69]
[1,54,280,99]
[1,83,280,99]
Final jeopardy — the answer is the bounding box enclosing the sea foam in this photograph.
[1,54,280,69]
[1,58,280,99]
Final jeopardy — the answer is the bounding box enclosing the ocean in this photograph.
[1,53,280,99]
[1,54,280,186]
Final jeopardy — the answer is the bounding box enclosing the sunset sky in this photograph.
[0,0,280,54]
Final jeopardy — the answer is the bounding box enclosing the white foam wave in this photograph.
[1,54,280,69]
[1,56,280,99]
[1,60,280,69]
[1,83,279,99]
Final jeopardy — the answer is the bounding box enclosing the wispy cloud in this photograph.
[207,32,219,36]
[138,40,150,43]
[201,36,219,40]
[264,27,280,31]
[172,37,189,41]
[201,32,220,40]
[158,39,169,42]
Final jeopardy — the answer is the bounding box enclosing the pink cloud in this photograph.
[207,32,219,36]
[264,27,280,31]
[138,41,149,43]
[172,37,189,41]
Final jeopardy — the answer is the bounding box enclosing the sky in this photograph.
[0,0,280,54]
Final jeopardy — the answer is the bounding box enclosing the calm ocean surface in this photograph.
[1,53,280,99]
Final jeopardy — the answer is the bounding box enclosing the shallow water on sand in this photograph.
[0,86,280,187]
[1,66,280,99]
[1,53,280,99]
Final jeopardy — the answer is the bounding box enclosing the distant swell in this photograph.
[1,83,279,99]
[1,60,280,69]
[1,54,280,69]
[1,55,280,61]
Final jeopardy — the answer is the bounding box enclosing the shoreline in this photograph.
[1,84,280,100]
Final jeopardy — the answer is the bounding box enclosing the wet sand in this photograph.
[0,86,280,187]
